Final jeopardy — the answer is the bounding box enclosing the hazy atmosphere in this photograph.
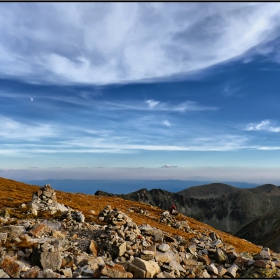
[1,3,280,184]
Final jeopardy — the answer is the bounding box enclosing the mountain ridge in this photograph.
[0,176,262,254]
[95,182,280,252]
[22,179,257,194]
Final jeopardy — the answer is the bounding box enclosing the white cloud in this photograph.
[163,120,171,127]
[146,99,159,109]
[161,165,178,168]
[0,116,55,140]
[1,112,279,158]
[245,120,280,132]
[1,3,280,85]
[172,101,216,112]
[257,146,280,150]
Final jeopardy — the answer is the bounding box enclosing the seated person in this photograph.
[169,204,178,215]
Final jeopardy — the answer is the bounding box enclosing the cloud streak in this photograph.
[1,3,280,85]
[104,100,217,112]
[146,99,159,109]
[0,116,55,140]
[245,120,280,132]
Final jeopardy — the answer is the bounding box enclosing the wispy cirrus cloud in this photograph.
[1,3,280,85]
[0,116,55,140]
[245,120,280,132]
[104,100,217,112]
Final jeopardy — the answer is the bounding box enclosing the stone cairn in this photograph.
[159,211,191,232]
[27,184,68,215]
[1,195,280,278]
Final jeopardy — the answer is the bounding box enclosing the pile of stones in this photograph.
[127,206,148,216]
[61,209,85,223]
[1,190,280,278]
[159,211,191,232]
[26,184,68,215]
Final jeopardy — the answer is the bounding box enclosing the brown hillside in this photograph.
[0,177,261,254]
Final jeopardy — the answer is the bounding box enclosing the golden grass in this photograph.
[0,177,261,254]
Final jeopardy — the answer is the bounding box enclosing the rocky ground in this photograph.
[1,185,280,278]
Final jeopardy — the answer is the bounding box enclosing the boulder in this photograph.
[132,257,161,278]
[158,244,170,252]
[29,223,50,237]
[0,256,23,278]
[207,263,219,275]
[169,260,185,272]
[0,233,7,244]
[100,264,133,278]
[40,251,62,271]
[0,209,10,219]
[260,248,270,259]
[128,263,146,278]
[0,269,10,278]
[216,248,228,263]
[227,263,239,278]
[0,225,25,239]
[88,240,99,256]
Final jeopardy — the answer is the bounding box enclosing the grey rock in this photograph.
[260,248,270,259]
[188,244,197,255]
[158,244,170,252]
[207,263,218,275]
[128,263,146,278]
[0,225,25,239]
[216,248,228,263]
[227,264,239,278]
[110,242,126,257]
[126,232,136,241]
[211,239,223,247]
[0,233,7,244]
[169,260,185,272]
[62,268,72,277]
[201,270,210,278]
[37,269,59,278]
[0,269,10,278]
[0,209,10,219]
[0,256,23,278]
[209,232,219,241]
[42,220,62,231]
[132,257,161,278]
[155,250,178,263]
[40,251,62,271]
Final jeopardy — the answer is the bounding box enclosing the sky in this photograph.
[1,3,280,183]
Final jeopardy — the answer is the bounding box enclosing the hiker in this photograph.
[169,204,178,215]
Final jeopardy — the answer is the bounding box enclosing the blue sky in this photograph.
[1,2,280,183]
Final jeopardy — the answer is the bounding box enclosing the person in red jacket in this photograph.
[169,204,178,215]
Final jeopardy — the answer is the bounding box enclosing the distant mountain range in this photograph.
[95,182,280,252]
[24,179,280,251]
[23,179,257,194]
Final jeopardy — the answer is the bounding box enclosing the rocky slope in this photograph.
[1,181,280,278]
[99,183,280,244]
